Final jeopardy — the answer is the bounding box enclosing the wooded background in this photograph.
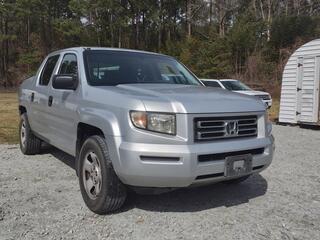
[1,0,320,96]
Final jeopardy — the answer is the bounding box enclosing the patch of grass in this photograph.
[268,98,280,122]
[0,92,19,144]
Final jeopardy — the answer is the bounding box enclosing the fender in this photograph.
[77,107,122,137]
[74,107,123,176]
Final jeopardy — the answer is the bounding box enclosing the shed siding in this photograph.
[300,57,315,122]
[279,39,320,124]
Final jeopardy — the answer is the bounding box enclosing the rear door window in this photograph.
[39,55,60,86]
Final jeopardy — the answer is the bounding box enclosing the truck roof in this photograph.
[48,47,168,57]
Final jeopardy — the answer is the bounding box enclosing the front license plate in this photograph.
[225,154,252,177]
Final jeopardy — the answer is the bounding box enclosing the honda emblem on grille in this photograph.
[226,120,239,136]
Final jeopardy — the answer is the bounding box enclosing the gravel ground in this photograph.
[0,125,320,240]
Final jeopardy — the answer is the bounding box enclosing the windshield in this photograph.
[221,80,251,91]
[83,50,201,86]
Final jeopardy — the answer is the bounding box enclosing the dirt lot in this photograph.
[0,125,319,240]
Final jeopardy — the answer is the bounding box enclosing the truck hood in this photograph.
[116,84,266,114]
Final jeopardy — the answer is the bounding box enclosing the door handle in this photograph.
[30,92,34,102]
[48,96,53,107]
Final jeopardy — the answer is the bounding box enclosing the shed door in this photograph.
[296,56,320,123]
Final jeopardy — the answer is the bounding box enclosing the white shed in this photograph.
[279,39,320,125]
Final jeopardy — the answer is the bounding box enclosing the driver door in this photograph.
[46,52,80,155]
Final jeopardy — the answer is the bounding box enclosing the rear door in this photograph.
[296,56,320,123]
[46,52,80,155]
[28,54,60,139]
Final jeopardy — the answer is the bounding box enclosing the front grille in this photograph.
[194,115,258,141]
[256,94,270,100]
[198,148,265,162]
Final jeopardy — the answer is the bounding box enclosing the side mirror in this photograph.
[52,74,78,90]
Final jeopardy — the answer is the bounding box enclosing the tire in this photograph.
[223,175,251,184]
[19,113,41,155]
[78,135,127,214]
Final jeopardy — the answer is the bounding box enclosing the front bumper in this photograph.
[113,135,275,188]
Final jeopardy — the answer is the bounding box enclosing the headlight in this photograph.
[130,111,176,135]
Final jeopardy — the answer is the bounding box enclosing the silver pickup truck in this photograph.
[18,47,274,214]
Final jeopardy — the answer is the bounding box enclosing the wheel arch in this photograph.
[77,123,105,148]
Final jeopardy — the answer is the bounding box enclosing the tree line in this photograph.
[1,0,320,95]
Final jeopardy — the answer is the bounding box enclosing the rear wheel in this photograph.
[223,175,251,184]
[79,135,127,214]
[19,113,41,155]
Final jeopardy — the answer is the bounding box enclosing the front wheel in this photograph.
[79,135,127,214]
[19,113,41,155]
